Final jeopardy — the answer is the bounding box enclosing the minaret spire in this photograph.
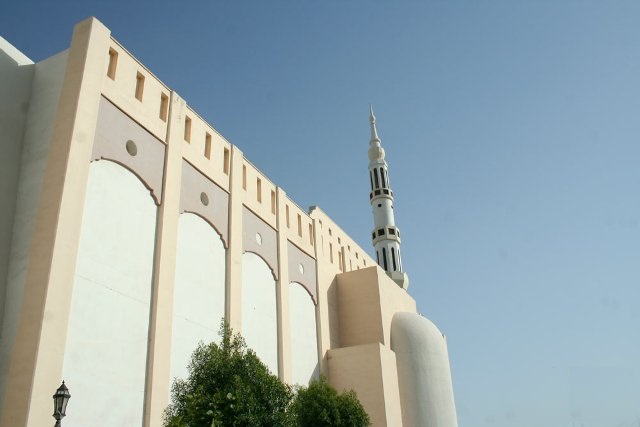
[367,107,409,289]
[369,105,380,142]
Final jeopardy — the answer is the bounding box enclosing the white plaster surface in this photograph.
[289,282,319,386]
[62,161,157,427]
[0,50,67,407]
[391,312,458,427]
[241,252,278,374]
[170,213,226,382]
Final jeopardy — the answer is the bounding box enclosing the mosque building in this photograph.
[0,17,458,427]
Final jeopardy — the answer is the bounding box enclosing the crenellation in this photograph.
[102,39,169,142]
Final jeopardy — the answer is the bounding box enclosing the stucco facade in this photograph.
[0,17,457,427]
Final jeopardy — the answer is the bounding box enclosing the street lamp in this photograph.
[52,381,70,427]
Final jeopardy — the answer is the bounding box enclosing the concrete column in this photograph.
[275,188,291,382]
[225,146,244,331]
[0,17,110,427]
[309,212,334,377]
[143,91,185,427]
[311,217,326,377]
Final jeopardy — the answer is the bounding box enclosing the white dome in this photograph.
[391,312,458,427]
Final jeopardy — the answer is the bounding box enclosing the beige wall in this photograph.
[327,266,417,426]
[0,18,111,427]
[328,343,402,427]
[0,46,67,409]
[337,266,416,348]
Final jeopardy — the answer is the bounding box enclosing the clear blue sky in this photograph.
[3,1,640,426]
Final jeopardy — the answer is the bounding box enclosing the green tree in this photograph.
[164,321,370,427]
[290,377,370,427]
[164,321,293,427]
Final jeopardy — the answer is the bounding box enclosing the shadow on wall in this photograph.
[326,277,340,350]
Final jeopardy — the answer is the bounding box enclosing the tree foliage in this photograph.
[291,377,370,427]
[164,321,370,427]
[164,322,293,427]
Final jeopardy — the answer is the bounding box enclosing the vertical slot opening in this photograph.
[107,48,118,80]
[286,205,290,228]
[382,248,388,271]
[184,116,191,142]
[391,247,397,271]
[159,93,169,121]
[256,177,262,203]
[271,190,276,214]
[204,133,212,159]
[297,214,302,237]
[242,165,247,190]
[223,148,230,175]
[135,72,145,101]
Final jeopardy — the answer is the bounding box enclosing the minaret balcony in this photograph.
[369,189,394,201]
[371,226,402,244]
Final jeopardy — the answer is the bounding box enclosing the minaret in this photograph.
[368,106,409,289]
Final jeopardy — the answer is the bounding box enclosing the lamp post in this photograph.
[52,381,70,427]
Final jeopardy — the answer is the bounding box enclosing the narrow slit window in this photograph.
[380,168,386,187]
[297,214,302,237]
[184,116,191,142]
[223,148,230,175]
[256,178,262,203]
[204,133,212,159]
[286,205,290,228]
[374,169,380,188]
[242,165,247,190]
[370,171,374,190]
[330,243,334,264]
[107,48,118,79]
[135,72,145,101]
[391,247,397,271]
[382,248,388,271]
[338,248,343,271]
[271,190,276,214]
[159,93,169,121]
[376,250,380,265]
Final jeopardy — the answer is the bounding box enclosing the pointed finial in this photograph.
[369,105,380,143]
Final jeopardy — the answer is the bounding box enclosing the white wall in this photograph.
[62,161,157,427]
[241,252,278,374]
[170,213,226,382]
[289,282,319,386]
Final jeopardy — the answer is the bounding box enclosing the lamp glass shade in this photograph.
[52,381,70,418]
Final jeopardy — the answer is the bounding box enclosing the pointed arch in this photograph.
[289,282,319,385]
[170,213,226,381]
[242,252,278,374]
[63,160,156,425]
